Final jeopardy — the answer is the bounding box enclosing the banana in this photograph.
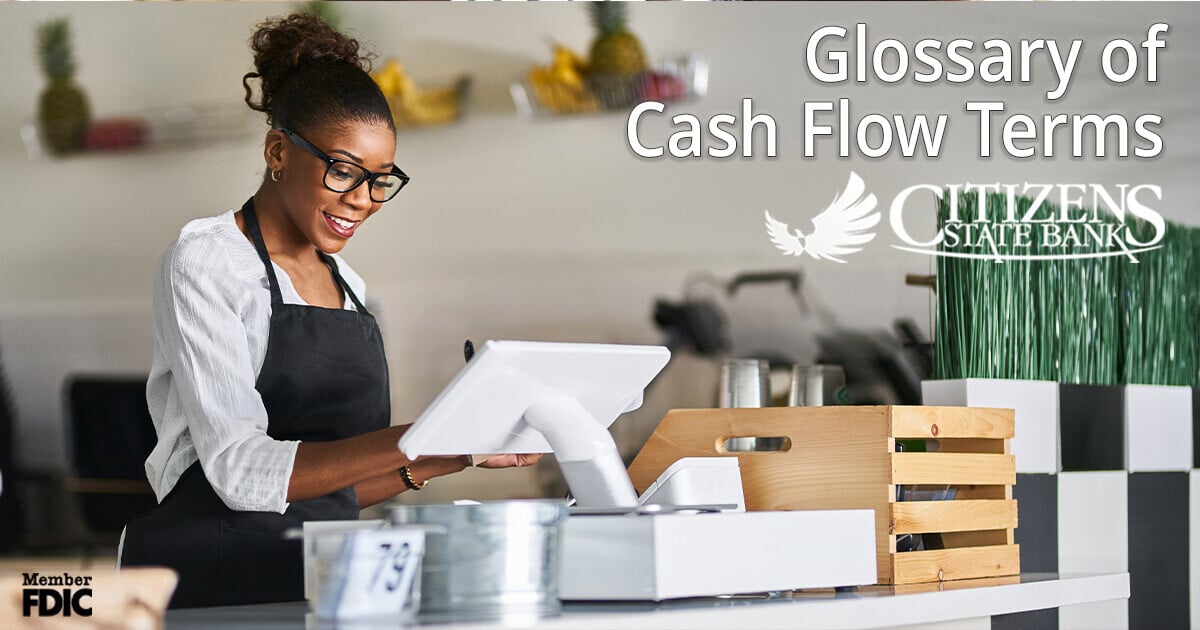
[552,44,588,74]
[371,58,406,97]
[530,72,598,114]
[529,44,598,114]
[373,58,465,126]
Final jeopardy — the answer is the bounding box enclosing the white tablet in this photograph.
[398,340,671,459]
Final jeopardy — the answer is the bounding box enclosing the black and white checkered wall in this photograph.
[923,380,1199,630]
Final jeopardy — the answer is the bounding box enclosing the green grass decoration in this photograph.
[1122,220,1200,385]
[932,190,1197,387]
[1192,227,1200,388]
[1061,237,1121,384]
[933,191,1076,382]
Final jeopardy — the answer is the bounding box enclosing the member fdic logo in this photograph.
[21,573,93,618]
[766,172,1167,263]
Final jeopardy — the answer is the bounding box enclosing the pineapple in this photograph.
[587,2,647,75]
[36,18,91,156]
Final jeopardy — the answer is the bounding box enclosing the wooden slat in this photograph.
[929,438,1009,455]
[940,529,1015,548]
[628,407,893,508]
[890,544,1020,585]
[862,574,1021,595]
[953,485,1011,500]
[891,406,1014,439]
[892,500,1018,535]
[892,453,1016,486]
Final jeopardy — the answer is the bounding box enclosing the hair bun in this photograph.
[243,13,373,118]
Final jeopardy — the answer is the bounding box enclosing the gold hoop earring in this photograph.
[271,168,283,182]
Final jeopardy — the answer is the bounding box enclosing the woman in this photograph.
[119,14,538,608]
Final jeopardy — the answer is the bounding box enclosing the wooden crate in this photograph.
[627,406,1019,585]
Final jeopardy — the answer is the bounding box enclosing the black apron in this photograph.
[121,198,390,608]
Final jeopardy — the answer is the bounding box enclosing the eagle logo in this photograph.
[764,172,881,263]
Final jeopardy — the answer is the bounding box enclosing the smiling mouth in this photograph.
[323,212,360,237]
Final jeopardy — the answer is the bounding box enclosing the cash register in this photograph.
[398,340,876,600]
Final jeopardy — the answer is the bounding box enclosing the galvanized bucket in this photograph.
[387,500,569,622]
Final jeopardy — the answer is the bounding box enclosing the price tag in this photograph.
[315,528,425,620]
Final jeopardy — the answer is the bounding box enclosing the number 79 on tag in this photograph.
[317,528,426,620]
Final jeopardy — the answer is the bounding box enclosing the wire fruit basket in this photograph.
[511,55,708,119]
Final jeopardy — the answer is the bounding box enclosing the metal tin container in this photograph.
[387,500,569,623]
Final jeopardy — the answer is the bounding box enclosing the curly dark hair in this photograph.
[242,13,394,135]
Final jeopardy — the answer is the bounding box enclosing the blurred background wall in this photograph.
[0,2,1196,519]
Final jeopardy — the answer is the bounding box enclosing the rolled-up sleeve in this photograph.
[154,235,298,513]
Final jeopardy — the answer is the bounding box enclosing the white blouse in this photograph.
[144,210,366,514]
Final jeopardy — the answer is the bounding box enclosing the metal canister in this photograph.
[387,500,569,623]
[788,364,847,406]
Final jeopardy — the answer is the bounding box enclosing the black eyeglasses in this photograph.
[275,126,410,203]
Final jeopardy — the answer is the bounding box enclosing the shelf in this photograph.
[20,102,259,160]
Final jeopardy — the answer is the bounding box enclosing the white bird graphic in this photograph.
[764,171,881,263]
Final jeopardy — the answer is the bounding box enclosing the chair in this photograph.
[0,344,24,552]
[63,376,159,544]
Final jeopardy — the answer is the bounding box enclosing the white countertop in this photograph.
[165,572,1129,630]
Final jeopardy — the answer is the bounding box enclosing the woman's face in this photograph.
[273,120,397,254]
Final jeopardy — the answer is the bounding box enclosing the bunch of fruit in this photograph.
[527,2,688,115]
[371,59,468,129]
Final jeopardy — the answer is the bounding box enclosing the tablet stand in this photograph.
[523,393,639,508]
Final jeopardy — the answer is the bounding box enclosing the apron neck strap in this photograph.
[240,197,285,307]
[242,197,372,315]
[318,252,370,315]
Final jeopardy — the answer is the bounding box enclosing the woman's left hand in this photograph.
[475,453,543,469]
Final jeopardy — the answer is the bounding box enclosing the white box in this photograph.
[922,379,1060,474]
[559,509,876,601]
[1058,472,1129,630]
[1125,384,1192,472]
